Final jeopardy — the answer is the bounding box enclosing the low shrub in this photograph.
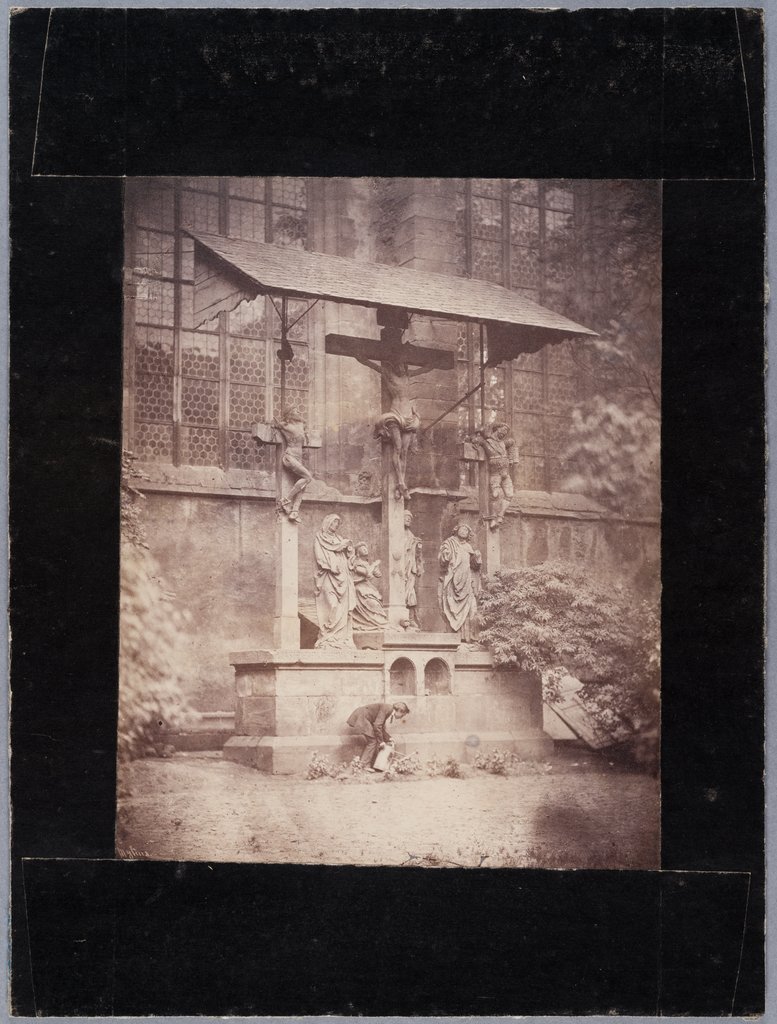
[308,753,380,780]
[473,749,515,775]
[306,752,340,780]
[478,562,660,773]
[426,755,462,778]
[388,751,422,776]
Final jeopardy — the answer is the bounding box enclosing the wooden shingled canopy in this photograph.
[186,230,598,359]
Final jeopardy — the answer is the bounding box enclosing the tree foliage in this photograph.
[119,453,194,761]
[478,562,660,752]
[564,396,660,514]
[559,181,662,516]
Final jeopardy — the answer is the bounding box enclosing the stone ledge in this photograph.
[165,729,234,752]
[454,648,496,668]
[382,632,460,651]
[230,648,385,667]
[132,475,382,505]
[130,473,469,507]
[457,489,658,526]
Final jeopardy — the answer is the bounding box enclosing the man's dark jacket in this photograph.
[347,703,395,742]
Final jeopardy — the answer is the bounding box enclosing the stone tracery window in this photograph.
[128,176,310,469]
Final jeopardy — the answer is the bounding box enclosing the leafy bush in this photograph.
[426,755,462,778]
[388,751,422,776]
[473,750,548,776]
[473,749,512,775]
[119,452,195,761]
[119,540,196,760]
[306,752,339,780]
[478,562,660,764]
[307,753,367,780]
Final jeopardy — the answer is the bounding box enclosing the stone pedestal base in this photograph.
[223,735,358,774]
[225,642,553,773]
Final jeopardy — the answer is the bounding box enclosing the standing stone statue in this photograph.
[351,542,389,632]
[355,356,435,501]
[270,410,315,521]
[467,421,517,528]
[313,514,356,649]
[402,510,424,631]
[438,523,482,643]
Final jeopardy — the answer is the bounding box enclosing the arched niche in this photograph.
[389,657,416,696]
[424,657,451,695]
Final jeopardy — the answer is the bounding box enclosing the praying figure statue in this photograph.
[467,421,517,529]
[313,514,356,649]
[355,355,435,501]
[438,523,482,643]
[351,542,389,632]
[271,410,314,522]
[402,510,424,631]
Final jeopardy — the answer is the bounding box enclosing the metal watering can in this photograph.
[372,742,395,773]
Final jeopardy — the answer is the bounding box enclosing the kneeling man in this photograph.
[347,701,410,772]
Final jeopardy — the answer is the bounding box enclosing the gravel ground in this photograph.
[116,749,659,869]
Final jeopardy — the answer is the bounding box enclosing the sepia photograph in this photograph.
[117,176,661,869]
[9,4,765,1015]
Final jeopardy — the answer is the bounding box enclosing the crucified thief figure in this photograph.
[272,410,313,521]
[356,356,434,501]
[468,421,517,528]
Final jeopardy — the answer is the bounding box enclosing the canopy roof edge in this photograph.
[186,231,598,349]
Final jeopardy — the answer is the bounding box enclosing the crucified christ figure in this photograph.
[355,356,434,501]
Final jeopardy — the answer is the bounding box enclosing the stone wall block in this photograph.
[397,194,456,222]
[526,520,550,564]
[235,673,253,698]
[222,736,266,769]
[395,238,458,267]
[341,671,379,698]
[452,670,500,696]
[423,696,457,731]
[394,213,456,247]
[275,671,342,697]
[244,670,276,697]
[235,696,276,736]
[274,696,310,736]
[453,696,494,733]
[338,668,387,697]
[310,696,375,735]
[498,696,530,727]
[308,694,345,734]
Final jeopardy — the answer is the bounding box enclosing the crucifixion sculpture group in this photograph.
[254,301,518,650]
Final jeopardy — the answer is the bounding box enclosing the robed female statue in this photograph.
[313,514,356,649]
[351,542,389,632]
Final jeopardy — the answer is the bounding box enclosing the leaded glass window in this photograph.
[453,178,582,492]
[127,177,310,470]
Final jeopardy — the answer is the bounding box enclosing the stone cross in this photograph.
[325,308,454,631]
[253,419,321,649]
